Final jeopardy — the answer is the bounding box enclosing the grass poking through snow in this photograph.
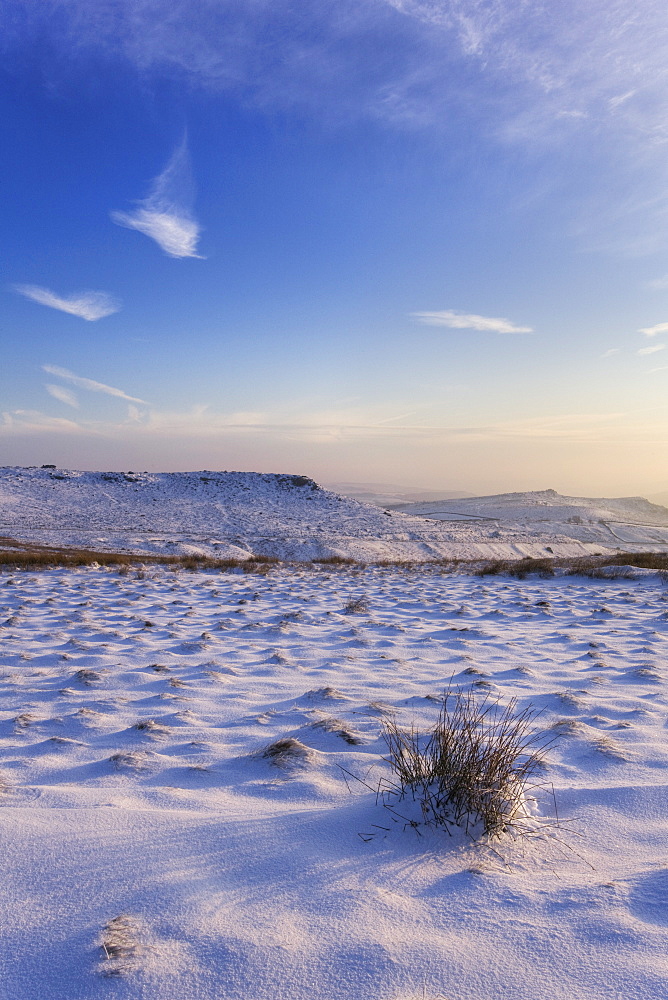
[380,687,552,838]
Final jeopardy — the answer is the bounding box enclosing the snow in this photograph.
[0,468,639,561]
[1,561,668,999]
[392,488,668,553]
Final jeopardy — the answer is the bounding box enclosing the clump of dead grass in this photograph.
[132,718,170,737]
[260,737,316,767]
[342,595,370,614]
[381,687,551,838]
[109,750,154,770]
[99,914,143,976]
[304,686,347,700]
[73,668,102,685]
[13,712,36,729]
[309,716,363,744]
[474,557,555,578]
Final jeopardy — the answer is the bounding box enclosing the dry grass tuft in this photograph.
[310,716,363,744]
[590,735,629,760]
[553,690,584,710]
[549,718,588,736]
[73,669,102,685]
[632,667,661,682]
[109,750,154,770]
[260,737,315,767]
[132,718,170,737]
[99,914,142,976]
[304,686,347,701]
[381,687,551,838]
[13,712,36,729]
[342,595,370,614]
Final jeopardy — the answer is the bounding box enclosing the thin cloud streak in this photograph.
[2,401,648,447]
[42,365,148,404]
[645,275,668,291]
[111,140,203,258]
[46,384,79,408]
[412,310,533,334]
[14,284,120,321]
[637,344,666,356]
[639,321,668,337]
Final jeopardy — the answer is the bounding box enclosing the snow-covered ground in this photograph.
[0,467,634,561]
[392,489,668,553]
[1,562,667,999]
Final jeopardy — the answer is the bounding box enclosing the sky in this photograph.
[2,0,668,497]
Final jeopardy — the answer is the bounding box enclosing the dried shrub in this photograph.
[381,688,551,838]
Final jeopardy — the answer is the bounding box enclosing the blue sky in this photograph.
[2,0,668,495]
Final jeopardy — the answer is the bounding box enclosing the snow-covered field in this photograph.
[0,467,620,561]
[2,562,667,1000]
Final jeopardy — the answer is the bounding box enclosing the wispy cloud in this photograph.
[645,275,668,291]
[13,284,120,321]
[46,384,78,408]
[7,2,668,151]
[42,365,148,404]
[412,310,533,334]
[0,403,651,450]
[111,139,203,258]
[639,321,668,338]
[637,344,666,356]
[5,2,668,250]
[601,348,621,358]
[1,409,83,435]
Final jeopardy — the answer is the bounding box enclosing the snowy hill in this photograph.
[0,467,654,561]
[392,488,668,551]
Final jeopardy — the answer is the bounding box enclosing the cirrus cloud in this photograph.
[13,285,120,321]
[639,321,668,338]
[412,310,533,334]
[637,343,666,356]
[42,365,148,405]
[46,384,79,408]
[111,139,203,259]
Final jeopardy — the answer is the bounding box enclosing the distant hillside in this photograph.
[0,467,641,561]
[391,488,668,551]
[323,481,474,507]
